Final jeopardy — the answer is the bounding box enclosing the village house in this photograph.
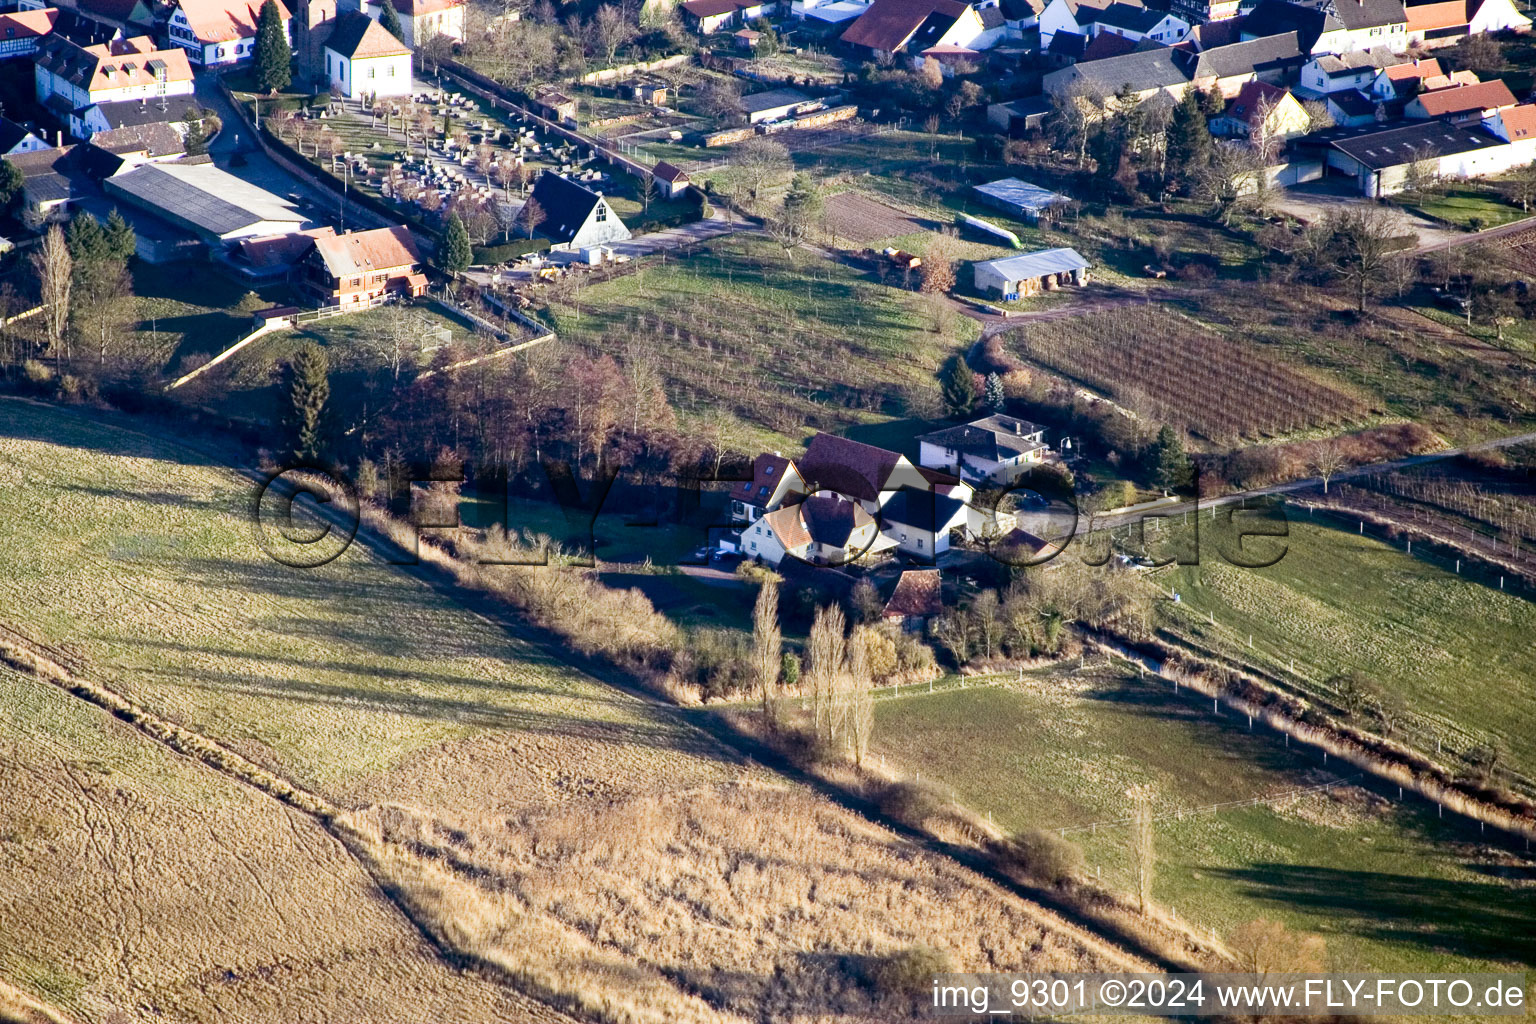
[1241,0,1407,56]
[323,11,411,98]
[1298,46,1397,95]
[680,0,768,33]
[839,0,991,58]
[526,170,632,251]
[297,225,426,308]
[0,7,58,59]
[9,145,85,227]
[731,452,806,522]
[1212,80,1312,142]
[1080,1,1189,45]
[972,247,1089,300]
[363,0,466,47]
[1485,102,1536,158]
[72,93,204,139]
[0,117,50,155]
[1370,56,1445,100]
[1042,45,1190,102]
[744,494,889,567]
[1405,78,1516,122]
[1405,0,1529,46]
[34,35,195,116]
[166,0,291,66]
[78,120,185,174]
[917,414,1050,485]
[1179,30,1306,97]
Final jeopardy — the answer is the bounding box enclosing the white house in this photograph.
[917,414,1049,485]
[166,0,290,66]
[731,452,805,522]
[840,0,990,57]
[1081,1,1189,45]
[1406,0,1529,47]
[1243,0,1407,57]
[1298,47,1396,95]
[742,494,891,567]
[363,0,465,47]
[0,117,50,155]
[34,35,195,112]
[526,170,632,251]
[323,11,411,99]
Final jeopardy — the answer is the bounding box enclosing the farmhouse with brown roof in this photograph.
[298,225,425,308]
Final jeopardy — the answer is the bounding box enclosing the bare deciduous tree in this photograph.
[752,579,782,726]
[34,224,71,363]
[807,603,846,743]
[1309,438,1348,493]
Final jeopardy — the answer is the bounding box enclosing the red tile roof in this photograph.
[681,0,740,17]
[1227,79,1288,128]
[310,226,421,275]
[653,160,689,183]
[325,10,411,58]
[798,432,905,504]
[1383,56,1442,80]
[1405,0,1467,31]
[840,0,969,52]
[1498,102,1536,140]
[36,34,195,94]
[176,0,289,43]
[1079,30,1139,61]
[1413,78,1516,116]
[883,569,942,618]
[0,7,58,40]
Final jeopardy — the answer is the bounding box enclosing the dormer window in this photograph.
[764,465,774,475]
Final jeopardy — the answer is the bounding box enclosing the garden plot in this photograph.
[823,191,925,245]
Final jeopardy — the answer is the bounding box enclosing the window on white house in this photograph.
[595,203,607,222]
[369,66,375,78]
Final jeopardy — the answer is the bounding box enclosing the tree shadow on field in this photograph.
[148,662,717,755]
[52,481,239,515]
[0,398,227,469]
[1207,863,1536,966]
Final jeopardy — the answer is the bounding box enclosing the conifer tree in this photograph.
[940,357,978,418]
[1165,89,1213,195]
[436,212,473,273]
[284,342,330,462]
[255,0,291,94]
[378,0,406,43]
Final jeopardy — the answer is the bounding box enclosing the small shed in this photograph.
[734,27,762,48]
[972,177,1070,224]
[972,247,1090,300]
[534,90,578,123]
[882,569,942,631]
[652,160,692,198]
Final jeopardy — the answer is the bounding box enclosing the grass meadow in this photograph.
[0,398,1134,1023]
[870,671,1536,978]
[1158,513,1536,783]
[543,233,978,451]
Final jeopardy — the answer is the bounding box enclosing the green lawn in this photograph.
[172,302,480,424]
[1158,512,1536,782]
[872,676,1536,975]
[1400,187,1528,230]
[130,261,297,377]
[542,233,978,452]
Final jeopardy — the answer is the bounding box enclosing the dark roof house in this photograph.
[840,0,970,53]
[798,432,906,504]
[526,170,632,249]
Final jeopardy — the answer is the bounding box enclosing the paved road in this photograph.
[1097,429,1536,529]
[1415,210,1536,253]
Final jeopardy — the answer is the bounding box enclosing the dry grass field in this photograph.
[0,398,1137,1022]
[0,668,570,1024]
